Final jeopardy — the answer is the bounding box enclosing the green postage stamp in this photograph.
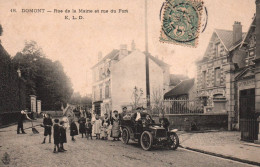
[160,0,204,47]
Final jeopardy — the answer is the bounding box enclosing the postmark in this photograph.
[159,0,204,47]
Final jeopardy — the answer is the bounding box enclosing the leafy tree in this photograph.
[12,41,73,110]
[69,92,92,108]
[0,24,3,36]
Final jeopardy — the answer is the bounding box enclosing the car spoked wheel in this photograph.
[140,131,153,151]
[122,128,129,144]
[168,132,179,150]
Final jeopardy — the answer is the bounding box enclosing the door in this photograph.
[239,89,255,119]
[239,88,258,142]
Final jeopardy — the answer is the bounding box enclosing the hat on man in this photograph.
[136,107,144,110]
[122,106,127,110]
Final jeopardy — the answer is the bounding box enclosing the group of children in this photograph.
[78,117,93,139]
[41,114,71,153]
[90,110,121,141]
[42,114,67,153]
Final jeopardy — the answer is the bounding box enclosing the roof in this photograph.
[214,29,246,51]
[147,53,170,67]
[92,49,170,69]
[164,78,194,99]
[240,15,256,48]
[91,49,119,69]
[169,74,189,86]
[197,28,247,64]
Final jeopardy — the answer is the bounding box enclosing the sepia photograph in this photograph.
[0,0,259,166]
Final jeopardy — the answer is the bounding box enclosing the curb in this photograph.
[180,145,260,166]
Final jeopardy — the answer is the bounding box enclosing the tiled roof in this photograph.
[215,29,246,51]
[164,78,194,99]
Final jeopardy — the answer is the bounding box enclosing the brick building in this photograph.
[196,22,246,114]
[196,16,258,130]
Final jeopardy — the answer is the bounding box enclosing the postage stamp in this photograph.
[159,0,204,47]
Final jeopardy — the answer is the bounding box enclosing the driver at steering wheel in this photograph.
[133,107,143,133]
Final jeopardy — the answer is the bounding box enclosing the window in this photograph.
[105,85,109,98]
[214,67,221,86]
[215,43,220,57]
[99,68,103,80]
[100,88,102,100]
[202,71,207,88]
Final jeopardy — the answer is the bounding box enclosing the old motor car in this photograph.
[120,112,179,151]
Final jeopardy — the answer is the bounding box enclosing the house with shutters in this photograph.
[91,41,171,116]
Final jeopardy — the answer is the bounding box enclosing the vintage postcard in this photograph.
[0,0,259,166]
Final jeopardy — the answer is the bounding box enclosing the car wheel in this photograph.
[122,128,129,144]
[168,132,179,150]
[140,131,153,151]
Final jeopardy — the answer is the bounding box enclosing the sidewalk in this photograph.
[178,131,260,166]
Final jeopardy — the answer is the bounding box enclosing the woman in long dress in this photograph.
[110,110,121,141]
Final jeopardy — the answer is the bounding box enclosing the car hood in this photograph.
[149,125,165,130]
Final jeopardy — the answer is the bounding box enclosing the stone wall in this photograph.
[153,113,228,131]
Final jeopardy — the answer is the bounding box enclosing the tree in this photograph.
[0,24,3,36]
[12,40,73,110]
[151,87,165,117]
[69,92,92,109]
[131,86,144,111]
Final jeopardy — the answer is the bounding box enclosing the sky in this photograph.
[0,0,256,95]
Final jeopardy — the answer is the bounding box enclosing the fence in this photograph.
[150,99,204,115]
[240,118,259,142]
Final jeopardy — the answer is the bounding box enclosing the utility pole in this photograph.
[145,0,151,108]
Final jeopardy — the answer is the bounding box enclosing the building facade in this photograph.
[196,16,258,130]
[91,42,171,116]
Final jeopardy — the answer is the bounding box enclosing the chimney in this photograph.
[233,21,242,45]
[119,44,128,59]
[131,40,136,51]
[98,52,102,62]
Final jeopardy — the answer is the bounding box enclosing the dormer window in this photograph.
[215,42,220,57]
[214,67,221,87]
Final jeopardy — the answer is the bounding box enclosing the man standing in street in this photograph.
[17,109,32,134]
[120,107,128,120]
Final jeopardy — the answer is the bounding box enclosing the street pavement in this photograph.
[179,131,260,166]
[0,120,258,167]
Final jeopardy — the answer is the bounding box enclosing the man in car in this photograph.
[134,107,143,121]
[132,107,144,133]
